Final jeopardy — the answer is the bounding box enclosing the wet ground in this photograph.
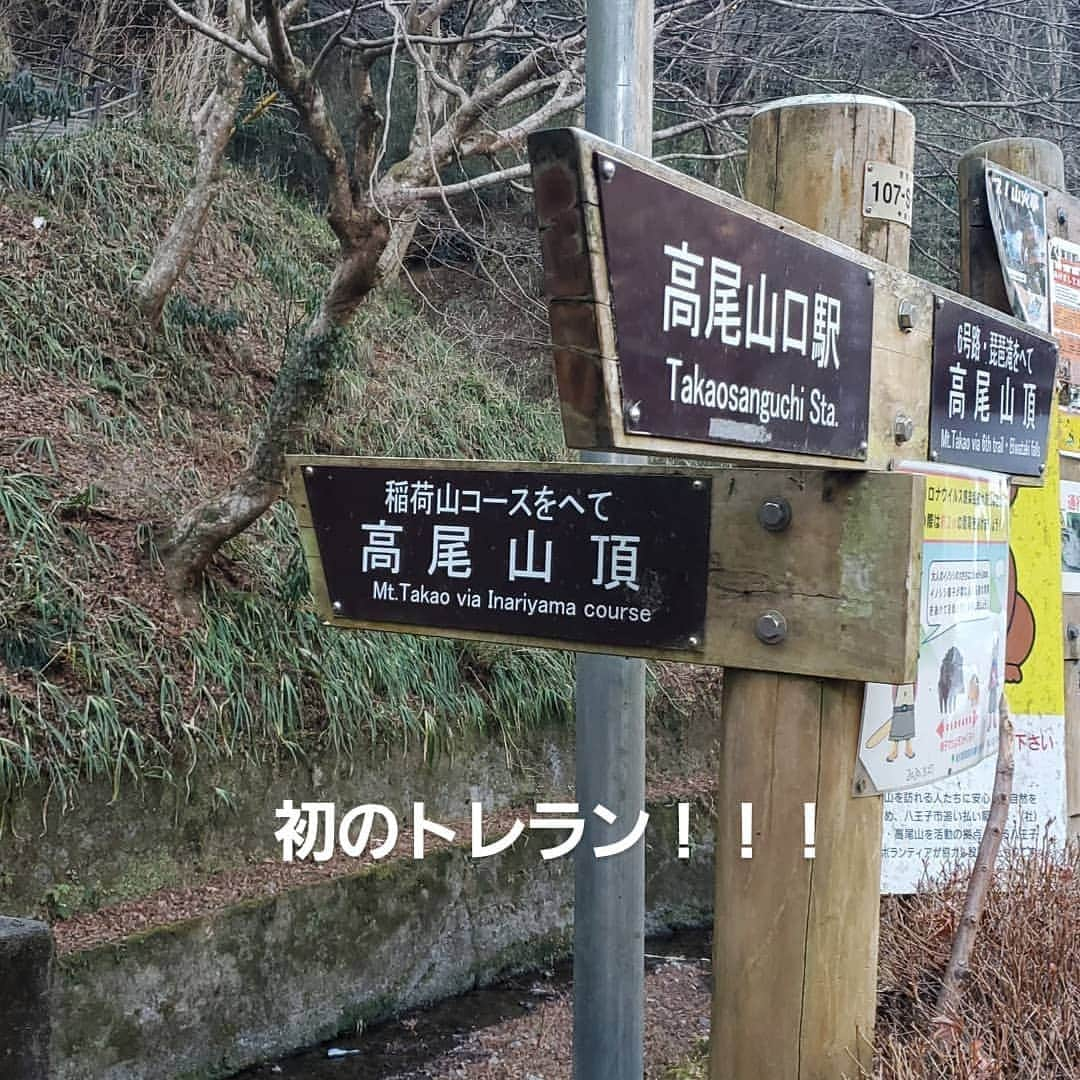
[235,929,711,1079]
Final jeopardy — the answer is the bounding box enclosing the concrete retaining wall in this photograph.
[0,917,52,1079]
[1,702,716,917]
[50,801,714,1079]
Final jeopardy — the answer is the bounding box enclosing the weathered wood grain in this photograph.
[285,456,922,684]
[711,96,909,1080]
[529,125,1054,478]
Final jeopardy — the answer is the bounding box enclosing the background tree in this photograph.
[143,0,1080,613]
[152,0,748,612]
[134,1,256,325]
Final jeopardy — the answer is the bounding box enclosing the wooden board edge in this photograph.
[543,128,1055,345]
[283,454,718,477]
[902,472,927,685]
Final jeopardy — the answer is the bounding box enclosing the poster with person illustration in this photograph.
[986,163,1049,331]
[859,462,1009,795]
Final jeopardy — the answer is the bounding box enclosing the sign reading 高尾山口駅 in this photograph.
[293,459,712,655]
[928,295,1056,477]
[529,127,1055,480]
[597,156,875,460]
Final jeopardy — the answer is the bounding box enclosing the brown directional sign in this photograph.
[597,155,875,459]
[286,457,926,683]
[529,127,1056,481]
[295,459,711,654]
[929,295,1057,477]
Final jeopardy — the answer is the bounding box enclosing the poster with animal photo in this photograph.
[858,463,1009,795]
[986,163,1049,331]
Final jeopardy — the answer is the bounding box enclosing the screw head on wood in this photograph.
[897,300,916,333]
[755,610,788,646]
[757,497,792,532]
[893,413,914,443]
[600,158,616,181]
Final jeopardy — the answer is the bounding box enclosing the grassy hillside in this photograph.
[0,116,575,808]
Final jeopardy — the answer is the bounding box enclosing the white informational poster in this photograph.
[1050,237,1080,403]
[859,463,1009,795]
[1062,478,1080,593]
[881,712,1067,894]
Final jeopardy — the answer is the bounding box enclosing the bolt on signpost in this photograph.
[285,102,1057,1080]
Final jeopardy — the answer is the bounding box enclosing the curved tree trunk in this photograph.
[135,50,249,327]
[376,207,421,283]
[159,213,390,616]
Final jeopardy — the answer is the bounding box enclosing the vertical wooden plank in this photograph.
[959,138,1064,313]
[959,140,1072,840]
[712,95,915,1080]
[743,105,779,212]
[749,96,914,262]
[710,672,820,1080]
[799,680,881,1076]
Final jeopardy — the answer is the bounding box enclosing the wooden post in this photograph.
[958,139,1064,310]
[958,139,1079,841]
[710,95,915,1080]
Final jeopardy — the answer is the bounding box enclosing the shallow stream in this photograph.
[233,928,711,1079]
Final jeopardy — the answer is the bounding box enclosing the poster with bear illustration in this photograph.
[858,462,1009,795]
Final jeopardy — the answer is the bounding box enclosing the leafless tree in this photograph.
[149,0,1080,612]
[152,0,752,612]
[136,1,255,325]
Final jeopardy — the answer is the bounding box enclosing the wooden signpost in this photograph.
[528,124,1057,482]
[959,139,1080,846]
[287,457,924,684]
[286,100,1060,1080]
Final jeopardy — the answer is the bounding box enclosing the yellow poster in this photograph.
[1005,407,1064,716]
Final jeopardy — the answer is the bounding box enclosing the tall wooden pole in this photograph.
[575,2,653,1079]
[710,95,916,1080]
[957,141,1077,841]
[958,139,1064,310]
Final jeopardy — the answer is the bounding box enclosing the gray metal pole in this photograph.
[574,3,653,1079]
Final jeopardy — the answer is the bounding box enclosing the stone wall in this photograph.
[51,800,714,1079]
